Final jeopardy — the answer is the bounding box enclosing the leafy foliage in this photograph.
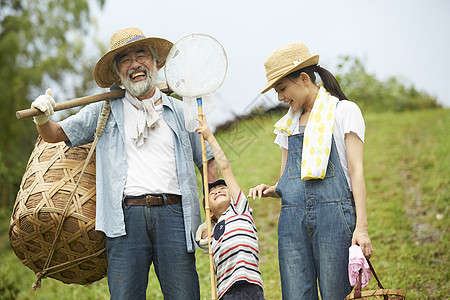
[335,56,441,113]
[0,0,105,208]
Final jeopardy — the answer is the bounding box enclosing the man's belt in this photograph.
[124,194,181,207]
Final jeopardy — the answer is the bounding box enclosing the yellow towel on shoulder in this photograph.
[273,86,338,180]
[273,107,301,136]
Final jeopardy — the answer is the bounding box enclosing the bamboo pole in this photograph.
[197,97,217,300]
[16,82,171,120]
[16,90,125,120]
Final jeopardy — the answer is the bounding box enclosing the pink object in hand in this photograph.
[348,245,371,288]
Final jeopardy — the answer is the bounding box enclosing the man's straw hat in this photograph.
[94,27,174,88]
[262,43,319,93]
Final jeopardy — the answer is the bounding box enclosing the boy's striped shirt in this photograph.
[211,189,263,299]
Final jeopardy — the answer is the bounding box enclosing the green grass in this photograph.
[0,108,449,299]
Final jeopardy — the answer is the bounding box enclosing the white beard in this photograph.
[119,66,158,98]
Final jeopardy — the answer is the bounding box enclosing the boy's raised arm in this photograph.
[195,117,240,201]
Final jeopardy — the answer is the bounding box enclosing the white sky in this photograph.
[91,0,450,127]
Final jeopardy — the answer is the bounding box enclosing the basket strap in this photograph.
[352,259,389,300]
[367,259,385,290]
[353,259,387,300]
[43,248,106,277]
[32,100,111,290]
[354,269,362,298]
[94,100,111,138]
[367,259,388,300]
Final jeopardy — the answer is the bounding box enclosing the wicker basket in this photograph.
[9,137,107,286]
[345,289,406,300]
[345,260,406,300]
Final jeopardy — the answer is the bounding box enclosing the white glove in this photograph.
[31,89,56,125]
[195,222,209,254]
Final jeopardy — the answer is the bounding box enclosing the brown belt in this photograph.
[124,194,181,207]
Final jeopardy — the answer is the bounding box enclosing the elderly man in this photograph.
[31,27,218,299]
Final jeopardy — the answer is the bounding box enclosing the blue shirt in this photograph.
[60,87,212,252]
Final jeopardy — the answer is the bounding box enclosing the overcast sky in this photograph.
[92,0,450,127]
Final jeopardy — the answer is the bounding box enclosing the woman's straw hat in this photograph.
[262,42,319,93]
[94,27,174,88]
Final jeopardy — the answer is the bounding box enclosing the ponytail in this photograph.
[315,65,347,100]
[286,65,347,100]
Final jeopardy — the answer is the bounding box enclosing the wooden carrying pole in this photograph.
[15,82,171,120]
[197,97,217,300]
[15,90,125,120]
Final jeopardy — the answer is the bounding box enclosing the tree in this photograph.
[0,0,105,208]
[335,56,441,113]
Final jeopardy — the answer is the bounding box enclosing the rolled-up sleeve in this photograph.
[59,103,102,147]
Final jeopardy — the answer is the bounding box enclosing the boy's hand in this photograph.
[195,115,213,140]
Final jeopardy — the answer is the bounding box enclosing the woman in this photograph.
[248,43,372,300]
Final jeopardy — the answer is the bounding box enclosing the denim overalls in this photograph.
[276,129,356,300]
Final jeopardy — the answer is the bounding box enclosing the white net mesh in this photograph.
[164,34,227,131]
[165,34,227,98]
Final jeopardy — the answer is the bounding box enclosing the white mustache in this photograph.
[127,66,148,78]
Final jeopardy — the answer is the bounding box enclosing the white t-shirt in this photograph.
[122,99,181,196]
[274,100,365,189]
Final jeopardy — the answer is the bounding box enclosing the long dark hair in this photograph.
[286,65,347,100]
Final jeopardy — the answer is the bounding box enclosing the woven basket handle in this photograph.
[354,259,387,300]
[354,270,362,298]
[367,259,385,290]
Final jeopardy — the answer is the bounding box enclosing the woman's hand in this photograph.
[352,227,373,259]
[247,183,280,199]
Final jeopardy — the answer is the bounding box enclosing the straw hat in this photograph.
[262,43,319,93]
[94,27,174,88]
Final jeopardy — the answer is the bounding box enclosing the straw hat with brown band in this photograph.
[262,42,320,93]
[94,27,174,88]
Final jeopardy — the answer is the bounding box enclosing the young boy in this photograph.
[195,116,264,300]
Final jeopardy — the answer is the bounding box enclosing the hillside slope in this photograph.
[0,108,448,299]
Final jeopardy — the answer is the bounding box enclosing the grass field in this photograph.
[0,108,448,299]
